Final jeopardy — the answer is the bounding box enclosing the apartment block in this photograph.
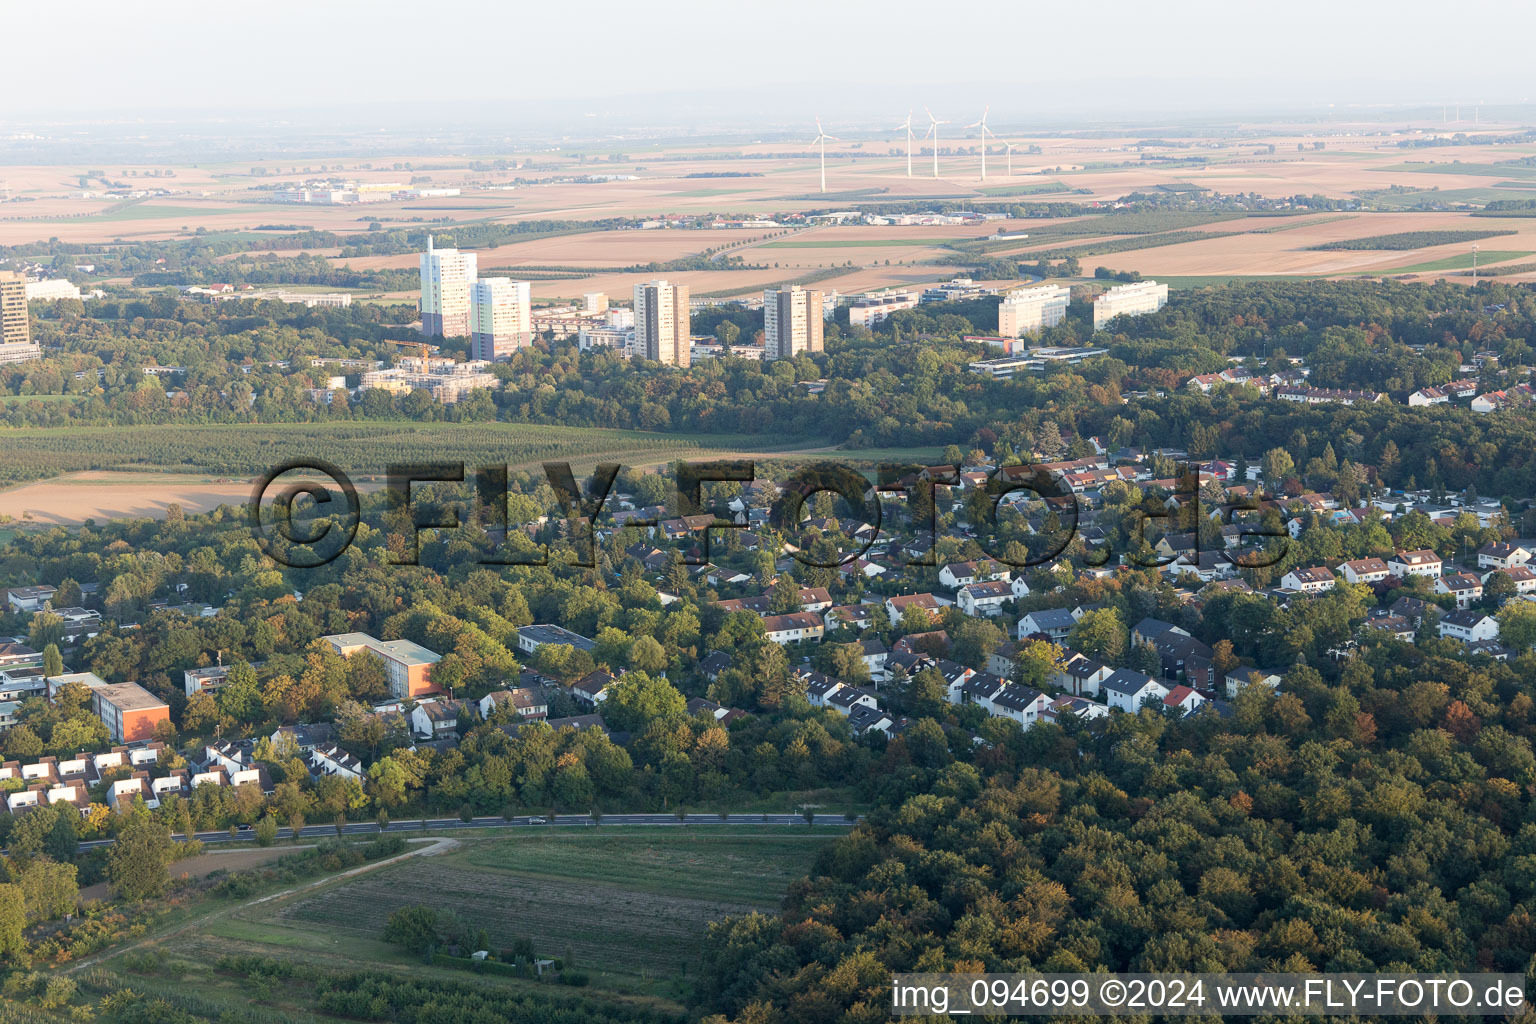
[469,277,532,360]
[634,279,691,367]
[998,284,1070,337]
[48,672,170,742]
[1092,280,1168,330]
[764,286,824,360]
[323,632,441,699]
[0,272,38,364]
[419,236,478,338]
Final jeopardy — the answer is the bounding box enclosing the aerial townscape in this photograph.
[2,2,1536,1022]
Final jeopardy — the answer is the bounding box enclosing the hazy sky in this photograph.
[11,0,1536,128]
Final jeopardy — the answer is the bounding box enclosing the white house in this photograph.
[885,593,945,623]
[1280,566,1336,593]
[1340,558,1390,585]
[1102,669,1169,713]
[1438,610,1500,644]
[1388,549,1442,579]
[988,684,1048,729]
[5,586,57,614]
[1435,571,1483,609]
[1489,565,1536,595]
[1041,695,1110,724]
[938,561,1009,589]
[957,580,1012,617]
[1018,607,1079,641]
[1162,684,1206,715]
[1049,650,1114,698]
[762,612,825,645]
[1478,542,1532,571]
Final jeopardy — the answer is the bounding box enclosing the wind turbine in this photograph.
[966,105,997,180]
[895,110,915,177]
[1003,139,1019,177]
[811,117,838,193]
[924,107,949,179]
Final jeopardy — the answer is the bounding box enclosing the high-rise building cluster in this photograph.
[764,286,824,360]
[419,237,531,360]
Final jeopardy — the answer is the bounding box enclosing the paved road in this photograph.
[74,812,853,851]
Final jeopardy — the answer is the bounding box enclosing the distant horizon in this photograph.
[7,0,1535,128]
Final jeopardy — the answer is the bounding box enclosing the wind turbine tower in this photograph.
[896,111,915,177]
[966,106,997,180]
[812,117,839,194]
[924,108,949,179]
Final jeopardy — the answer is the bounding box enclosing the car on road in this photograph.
[526,816,547,825]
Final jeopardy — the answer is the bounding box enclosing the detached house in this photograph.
[1340,558,1390,585]
[762,612,825,645]
[885,593,945,624]
[957,580,1012,617]
[1018,607,1079,642]
[1439,610,1499,644]
[479,687,548,721]
[1102,670,1170,713]
[1280,566,1336,594]
[1478,542,1532,571]
[938,560,1009,589]
[1435,571,1483,609]
[1389,549,1443,579]
[410,699,465,740]
[989,684,1048,729]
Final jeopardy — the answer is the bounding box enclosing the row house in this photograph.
[7,781,90,816]
[309,743,365,782]
[1275,386,1388,406]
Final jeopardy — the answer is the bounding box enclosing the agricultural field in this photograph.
[15,121,1536,289]
[219,829,840,985]
[0,421,822,491]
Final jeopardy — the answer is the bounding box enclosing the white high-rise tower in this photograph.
[419,235,478,338]
[470,278,532,360]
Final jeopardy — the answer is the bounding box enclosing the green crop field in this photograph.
[1370,250,1533,274]
[0,421,823,486]
[45,203,255,223]
[758,237,957,248]
[1388,162,1536,180]
[240,829,840,982]
[1370,187,1536,209]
